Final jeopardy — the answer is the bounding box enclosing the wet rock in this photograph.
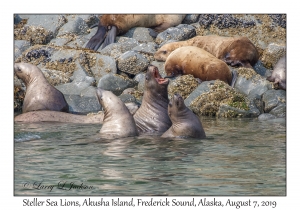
[261,43,286,69]
[117,51,149,75]
[57,15,89,36]
[253,60,272,77]
[64,94,101,114]
[99,37,139,58]
[258,113,276,121]
[132,42,158,56]
[262,89,286,113]
[168,75,199,100]
[184,81,215,108]
[269,103,286,118]
[14,40,31,60]
[156,24,196,45]
[14,15,67,45]
[234,67,272,98]
[55,69,95,95]
[182,15,200,24]
[97,74,138,96]
[123,27,156,43]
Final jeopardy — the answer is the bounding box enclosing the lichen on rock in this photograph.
[168,74,199,99]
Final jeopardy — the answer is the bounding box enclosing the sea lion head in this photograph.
[145,65,169,93]
[154,43,177,61]
[168,93,185,119]
[96,88,121,116]
[14,62,38,85]
[223,37,259,68]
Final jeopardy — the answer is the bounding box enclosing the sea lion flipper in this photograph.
[85,25,107,51]
[100,26,117,50]
[231,70,238,87]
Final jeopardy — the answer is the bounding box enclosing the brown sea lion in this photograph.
[14,102,138,123]
[155,35,259,68]
[164,46,236,86]
[96,88,138,139]
[85,14,186,51]
[267,56,286,90]
[14,62,69,113]
[161,93,206,139]
[133,65,172,135]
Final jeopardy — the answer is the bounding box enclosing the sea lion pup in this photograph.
[164,46,237,87]
[155,35,259,68]
[14,102,138,123]
[133,65,172,135]
[267,56,286,90]
[96,88,138,139]
[14,62,69,113]
[161,93,206,139]
[85,14,186,51]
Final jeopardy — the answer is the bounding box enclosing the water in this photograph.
[14,117,286,196]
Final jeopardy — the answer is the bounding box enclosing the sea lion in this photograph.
[154,35,259,68]
[133,65,172,134]
[164,46,236,86]
[161,93,206,139]
[14,102,139,123]
[96,88,138,139]
[267,56,286,90]
[85,14,186,51]
[14,62,69,113]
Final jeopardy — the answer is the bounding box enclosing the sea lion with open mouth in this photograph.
[133,65,172,135]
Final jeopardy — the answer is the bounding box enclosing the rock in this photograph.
[41,68,71,86]
[14,14,22,25]
[49,37,71,47]
[117,51,149,75]
[262,89,286,113]
[14,40,31,60]
[97,74,138,96]
[123,27,157,43]
[132,42,158,56]
[14,15,67,45]
[67,27,98,49]
[57,15,89,36]
[258,113,276,121]
[55,69,95,95]
[253,60,272,78]
[134,73,146,91]
[234,67,272,98]
[122,88,136,95]
[168,75,199,100]
[76,15,99,28]
[182,15,200,24]
[99,37,139,58]
[156,24,196,45]
[269,103,286,118]
[261,43,286,69]
[64,94,101,114]
[118,94,137,103]
[16,45,54,66]
[217,103,260,118]
[184,81,214,108]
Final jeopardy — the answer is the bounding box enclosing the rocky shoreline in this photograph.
[14,14,286,120]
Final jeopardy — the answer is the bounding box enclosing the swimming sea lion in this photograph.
[133,65,172,135]
[267,56,286,90]
[164,46,236,86]
[96,88,138,139]
[14,62,69,113]
[85,14,186,51]
[155,35,259,68]
[14,102,139,123]
[161,93,206,139]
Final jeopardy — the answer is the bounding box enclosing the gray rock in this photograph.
[123,27,156,43]
[49,37,71,47]
[97,74,138,96]
[14,40,31,60]
[64,94,101,114]
[269,103,286,118]
[57,15,89,36]
[134,73,146,83]
[156,24,196,45]
[184,81,215,108]
[258,113,276,121]
[217,101,260,118]
[117,51,149,75]
[253,60,272,77]
[14,14,22,24]
[234,74,272,98]
[262,89,286,113]
[132,42,158,55]
[118,94,137,103]
[261,43,286,69]
[76,15,99,27]
[68,27,98,48]
[41,68,71,86]
[99,37,139,58]
[182,15,200,24]
[18,14,32,19]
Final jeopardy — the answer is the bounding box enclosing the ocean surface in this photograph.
[14,117,286,196]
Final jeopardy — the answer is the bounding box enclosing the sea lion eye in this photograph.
[17,67,21,71]
[163,50,167,54]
